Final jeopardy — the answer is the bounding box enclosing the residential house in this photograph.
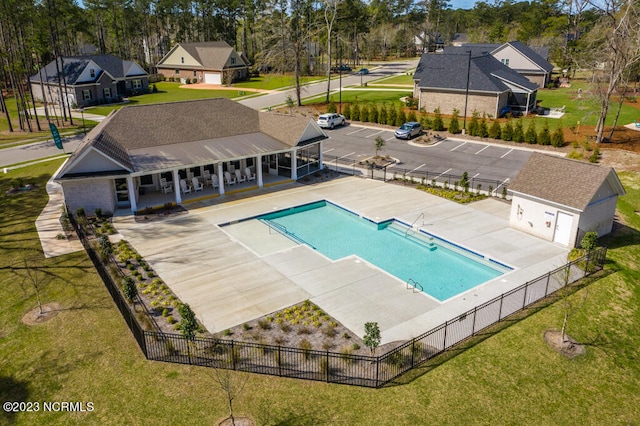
[446,41,554,88]
[413,52,538,118]
[55,98,327,214]
[507,153,625,247]
[156,41,250,84]
[30,54,149,108]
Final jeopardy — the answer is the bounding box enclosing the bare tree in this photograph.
[211,369,249,426]
[323,0,339,102]
[17,251,46,315]
[582,0,640,143]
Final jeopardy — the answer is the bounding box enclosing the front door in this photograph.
[553,211,573,246]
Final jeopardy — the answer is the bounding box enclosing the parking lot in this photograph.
[322,123,536,188]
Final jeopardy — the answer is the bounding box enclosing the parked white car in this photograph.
[317,113,346,129]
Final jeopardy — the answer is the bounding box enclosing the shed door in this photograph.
[204,73,221,84]
[553,212,573,246]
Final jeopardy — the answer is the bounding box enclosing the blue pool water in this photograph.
[258,201,510,301]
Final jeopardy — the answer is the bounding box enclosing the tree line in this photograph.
[1,0,639,141]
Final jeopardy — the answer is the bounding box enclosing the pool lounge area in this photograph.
[112,177,570,344]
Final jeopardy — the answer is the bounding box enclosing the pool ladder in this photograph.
[405,212,425,237]
[406,278,424,293]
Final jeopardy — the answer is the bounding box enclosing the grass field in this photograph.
[304,89,412,107]
[1,161,638,424]
[231,75,323,90]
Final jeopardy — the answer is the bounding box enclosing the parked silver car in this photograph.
[317,113,346,129]
[394,122,423,139]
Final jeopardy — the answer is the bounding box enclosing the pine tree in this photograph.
[448,109,461,134]
[489,120,502,139]
[369,105,379,123]
[538,121,551,145]
[551,127,565,147]
[378,105,387,125]
[388,106,397,126]
[502,121,514,141]
[343,104,351,120]
[479,114,489,137]
[525,120,538,144]
[396,109,406,127]
[468,111,480,136]
[513,120,524,142]
[432,108,444,131]
[352,103,360,121]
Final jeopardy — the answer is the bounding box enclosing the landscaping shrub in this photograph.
[551,127,565,147]
[513,120,524,142]
[342,103,351,120]
[369,105,379,123]
[501,121,514,141]
[327,101,337,113]
[448,109,461,134]
[525,120,538,144]
[360,104,369,122]
[351,103,360,121]
[489,120,501,139]
[432,108,444,131]
[378,105,387,124]
[407,111,417,123]
[589,147,600,163]
[467,111,479,136]
[76,207,85,218]
[388,106,397,126]
[479,114,489,137]
[396,109,406,127]
[538,121,551,145]
[420,114,432,130]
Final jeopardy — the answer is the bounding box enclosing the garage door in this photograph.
[204,73,221,84]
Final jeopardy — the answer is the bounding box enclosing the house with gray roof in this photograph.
[413,52,539,118]
[507,153,625,247]
[30,54,149,108]
[156,41,250,84]
[55,98,327,214]
[445,41,554,88]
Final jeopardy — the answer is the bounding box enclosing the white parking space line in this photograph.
[450,142,466,151]
[365,130,385,138]
[337,151,356,160]
[493,178,510,195]
[410,164,426,173]
[501,148,514,158]
[347,128,366,136]
[385,135,396,141]
[436,168,452,177]
[323,148,335,154]
[475,145,489,155]
[472,173,480,178]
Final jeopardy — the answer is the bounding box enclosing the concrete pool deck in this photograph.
[113,177,569,344]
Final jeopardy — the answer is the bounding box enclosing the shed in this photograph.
[507,153,625,247]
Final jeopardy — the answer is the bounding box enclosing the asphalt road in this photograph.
[322,124,534,188]
[239,60,418,110]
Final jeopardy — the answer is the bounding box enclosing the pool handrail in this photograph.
[406,212,425,236]
[406,278,424,293]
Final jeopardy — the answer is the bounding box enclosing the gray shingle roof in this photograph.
[159,41,248,70]
[414,52,538,93]
[508,153,625,210]
[57,98,325,177]
[30,54,147,85]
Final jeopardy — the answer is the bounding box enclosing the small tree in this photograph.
[378,105,387,124]
[396,109,407,127]
[17,251,46,315]
[489,120,501,139]
[513,120,524,142]
[369,104,379,123]
[327,101,337,113]
[432,108,444,131]
[479,114,489,137]
[211,369,249,426]
[373,136,386,157]
[351,103,361,121]
[342,103,351,120]
[501,121,514,141]
[525,120,538,144]
[177,303,198,340]
[581,232,598,251]
[122,276,138,305]
[285,95,294,114]
[360,104,370,122]
[98,235,113,261]
[387,105,397,126]
[448,109,461,134]
[407,111,417,122]
[467,111,479,136]
[460,171,470,192]
[551,127,565,147]
[363,322,381,356]
[538,121,551,145]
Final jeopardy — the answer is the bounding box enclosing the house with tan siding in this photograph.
[156,41,250,84]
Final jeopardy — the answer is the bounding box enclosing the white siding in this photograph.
[509,194,580,247]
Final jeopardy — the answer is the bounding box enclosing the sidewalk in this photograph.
[35,173,84,258]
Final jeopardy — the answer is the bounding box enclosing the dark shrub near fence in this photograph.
[68,200,607,387]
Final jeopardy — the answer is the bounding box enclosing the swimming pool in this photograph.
[257,200,511,301]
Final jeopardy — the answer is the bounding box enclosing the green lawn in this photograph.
[372,73,416,85]
[304,90,412,107]
[231,74,324,90]
[1,161,639,424]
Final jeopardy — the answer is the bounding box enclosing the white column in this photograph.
[217,162,225,195]
[172,169,181,204]
[318,143,323,171]
[126,176,138,212]
[256,155,263,187]
[291,149,298,181]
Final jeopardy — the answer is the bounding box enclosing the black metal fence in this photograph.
[69,206,606,387]
[322,154,510,196]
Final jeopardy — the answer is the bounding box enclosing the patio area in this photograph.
[113,177,569,344]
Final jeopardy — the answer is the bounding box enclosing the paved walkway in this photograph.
[112,177,569,344]
[35,170,84,258]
